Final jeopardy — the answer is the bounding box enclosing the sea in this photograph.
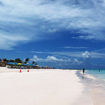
[86,69,105,80]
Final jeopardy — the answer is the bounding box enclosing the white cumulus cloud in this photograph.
[82,51,90,58]
[31,55,82,66]
[32,55,68,62]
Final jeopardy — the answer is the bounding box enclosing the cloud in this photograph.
[82,51,90,58]
[64,46,87,49]
[0,1,3,6]
[33,50,105,59]
[32,55,70,62]
[82,51,105,59]
[46,56,64,61]
[0,0,105,49]
[32,55,82,65]
[0,32,31,50]
[31,49,105,68]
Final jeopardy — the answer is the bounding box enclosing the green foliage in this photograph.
[32,61,37,65]
[3,58,9,63]
[15,58,22,63]
[9,59,15,62]
[24,58,29,64]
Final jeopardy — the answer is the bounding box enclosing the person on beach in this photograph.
[83,68,85,74]
[82,68,85,79]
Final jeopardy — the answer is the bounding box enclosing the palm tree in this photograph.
[3,58,9,64]
[9,59,15,62]
[24,58,29,64]
[15,58,22,63]
[32,61,37,65]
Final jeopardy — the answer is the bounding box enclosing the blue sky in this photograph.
[0,0,105,69]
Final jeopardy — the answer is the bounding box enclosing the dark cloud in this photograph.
[0,1,4,6]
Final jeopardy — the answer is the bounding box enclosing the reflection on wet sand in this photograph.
[77,71,105,105]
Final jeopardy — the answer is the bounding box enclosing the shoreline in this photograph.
[0,67,102,105]
[78,70,105,105]
[0,67,86,105]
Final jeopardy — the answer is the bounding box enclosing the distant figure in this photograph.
[83,68,85,74]
[99,69,101,72]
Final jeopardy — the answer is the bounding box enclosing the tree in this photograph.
[3,58,9,63]
[32,61,37,65]
[15,58,22,63]
[9,59,15,62]
[0,59,2,61]
[24,58,29,64]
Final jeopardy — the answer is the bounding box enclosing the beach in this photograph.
[82,70,105,105]
[0,67,93,105]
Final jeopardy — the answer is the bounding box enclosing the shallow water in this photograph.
[86,70,105,80]
[77,70,105,105]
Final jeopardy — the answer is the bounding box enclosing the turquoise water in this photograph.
[86,70,105,80]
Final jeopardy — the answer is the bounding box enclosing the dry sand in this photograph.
[0,67,93,105]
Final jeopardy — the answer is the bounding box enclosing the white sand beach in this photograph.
[0,67,93,105]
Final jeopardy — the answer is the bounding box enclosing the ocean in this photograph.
[86,69,105,80]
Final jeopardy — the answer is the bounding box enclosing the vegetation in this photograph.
[15,58,22,63]
[32,61,37,65]
[0,58,38,68]
[24,58,29,64]
[9,59,15,62]
[0,58,53,69]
